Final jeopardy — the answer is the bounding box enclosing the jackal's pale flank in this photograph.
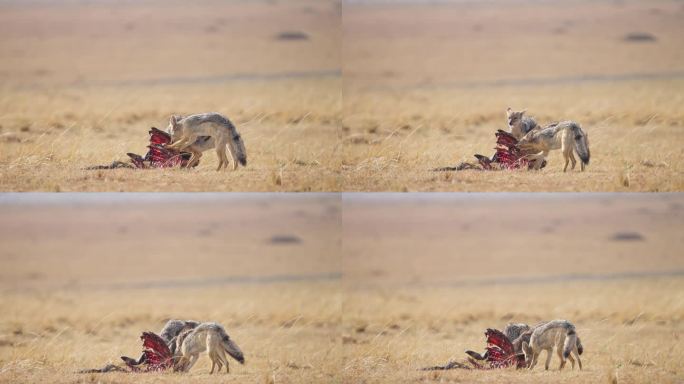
[522,319,583,371]
[175,322,245,374]
[166,112,247,171]
[517,120,591,171]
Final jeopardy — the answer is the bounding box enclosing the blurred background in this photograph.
[341,193,684,383]
[341,0,684,191]
[0,194,342,383]
[0,0,342,191]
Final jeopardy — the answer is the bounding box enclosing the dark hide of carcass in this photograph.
[433,130,545,171]
[83,127,197,170]
[133,331,174,371]
[420,328,526,371]
[126,128,195,169]
[78,332,174,373]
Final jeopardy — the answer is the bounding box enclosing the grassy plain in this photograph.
[341,0,684,191]
[340,194,684,383]
[0,0,341,191]
[0,195,342,383]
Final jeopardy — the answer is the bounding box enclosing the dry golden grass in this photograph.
[1,194,683,383]
[0,195,343,383]
[340,194,684,383]
[341,0,684,191]
[0,80,341,191]
[0,285,342,384]
[0,0,342,191]
[341,280,684,384]
[3,1,683,191]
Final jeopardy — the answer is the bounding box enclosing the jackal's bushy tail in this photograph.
[231,132,247,166]
[570,123,590,165]
[225,119,247,166]
[217,326,245,364]
[576,337,583,355]
[562,328,578,359]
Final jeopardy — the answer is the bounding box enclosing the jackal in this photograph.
[165,112,247,171]
[506,107,540,139]
[522,319,583,371]
[517,121,590,171]
[175,322,245,374]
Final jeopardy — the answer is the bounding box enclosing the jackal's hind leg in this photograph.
[567,352,576,370]
[569,151,577,170]
[557,346,568,370]
[573,348,582,370]
[227,144,238,170]
[222,146,232,170]
[215,350,225,373]
[216,347,230,373]
[215,147,226,171]
[563,147,573,172]
[209,351,223,374]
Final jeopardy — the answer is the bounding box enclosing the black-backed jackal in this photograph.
[166,112,247,171]
[522,319,583,371]
[174,322,245,374]
[517,121,590,171]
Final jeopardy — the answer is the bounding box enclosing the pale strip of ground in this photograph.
[0,194,341,289]
[342,193,684,284]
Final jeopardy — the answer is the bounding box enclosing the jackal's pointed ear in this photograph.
[506,107,512,115]
[170,115,178,128]
[520,109,527,115]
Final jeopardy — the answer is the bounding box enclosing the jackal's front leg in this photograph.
[166,136,192,151]
[544,349,553,370]
[184,354,200,372]
[529,352,540,370]
[185,149,202,169]
[524,151,546,170]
